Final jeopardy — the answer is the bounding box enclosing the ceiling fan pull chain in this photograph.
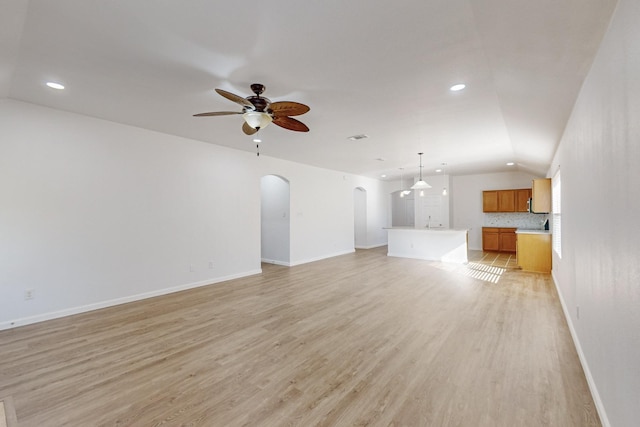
[256,142,260,156]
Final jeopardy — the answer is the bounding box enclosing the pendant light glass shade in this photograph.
[399,168,412,197]
[410,153,431,190]
[412,180,431,190]
[441,162,448,195]
[243,111,272,130]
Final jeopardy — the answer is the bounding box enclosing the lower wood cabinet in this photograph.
[482,227,516,253]
[482,228,500,251]
[499,229,517,252]
[516,232,552,273]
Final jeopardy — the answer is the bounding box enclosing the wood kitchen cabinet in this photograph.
[482,227,500,251]
[516,232,551,272]
[482,227,516,253]
[515,188,532,212]
[482,191,499,212]
[531,178,551,213]
[499,228,517,252]
[497,190,515,212]
[483,189,530,212]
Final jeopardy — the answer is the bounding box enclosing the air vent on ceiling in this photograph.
[347,134,369,141]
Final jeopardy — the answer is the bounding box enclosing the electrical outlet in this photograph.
[24,289,35,300]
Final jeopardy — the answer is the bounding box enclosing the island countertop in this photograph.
[383,227,469,232]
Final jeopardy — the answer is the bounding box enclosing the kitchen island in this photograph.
[385,227,468,263]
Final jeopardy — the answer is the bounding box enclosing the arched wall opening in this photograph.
[261,175,290,265]
[354,187,367,249]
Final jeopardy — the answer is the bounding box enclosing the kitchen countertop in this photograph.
[516,229,551,235]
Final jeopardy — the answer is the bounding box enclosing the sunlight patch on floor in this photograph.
[1,401,7,427]
[461,262,506,284]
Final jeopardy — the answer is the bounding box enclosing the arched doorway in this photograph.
[261,175,290,265]
[354,187,367,249]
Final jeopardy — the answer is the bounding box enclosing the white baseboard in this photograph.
[551,270,610,427]
[289,249,355,267]
[261,258,291,267]
[355,243,387,249]
[0,269,262,331]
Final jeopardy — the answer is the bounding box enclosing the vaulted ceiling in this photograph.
[1,0,617,180]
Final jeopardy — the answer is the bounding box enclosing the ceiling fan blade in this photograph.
[242,122,258,135]
[193,111,242,117]
[270,101,310,117]
[273,116,310,132]
[215,88,254,108]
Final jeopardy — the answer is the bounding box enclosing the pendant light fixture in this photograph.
[410,152,431,190]
[441,163,448,196]
[399,168,411,197]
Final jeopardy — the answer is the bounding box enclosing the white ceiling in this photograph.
[1,0,617,180]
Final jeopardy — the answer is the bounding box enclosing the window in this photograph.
[552,170,561,258]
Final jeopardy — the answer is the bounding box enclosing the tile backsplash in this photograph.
[484,212,548,229]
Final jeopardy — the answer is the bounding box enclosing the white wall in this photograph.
[261,175,290,265]
[549,0,640,425]
[451,171,540,249]
[0,99,388,329]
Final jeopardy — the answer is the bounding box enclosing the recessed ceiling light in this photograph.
[506,162,515,166]
[46,82,65,90]
[435,169,442,173]
[381,174,387,178]
[450,83,466,92]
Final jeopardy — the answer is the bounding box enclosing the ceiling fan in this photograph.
[193,83,310,135]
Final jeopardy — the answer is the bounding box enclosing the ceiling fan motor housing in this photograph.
[247,96,270,112]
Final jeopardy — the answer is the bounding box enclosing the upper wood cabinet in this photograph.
[531,178,551,213]
[482,191,499,212]
[483,189,530,212]
[516,188,532,212]
[498,190,515,212]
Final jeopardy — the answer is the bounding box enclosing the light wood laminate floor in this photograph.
[0,247,599,426]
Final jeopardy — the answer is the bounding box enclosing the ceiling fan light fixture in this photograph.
[243,111,272,130]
